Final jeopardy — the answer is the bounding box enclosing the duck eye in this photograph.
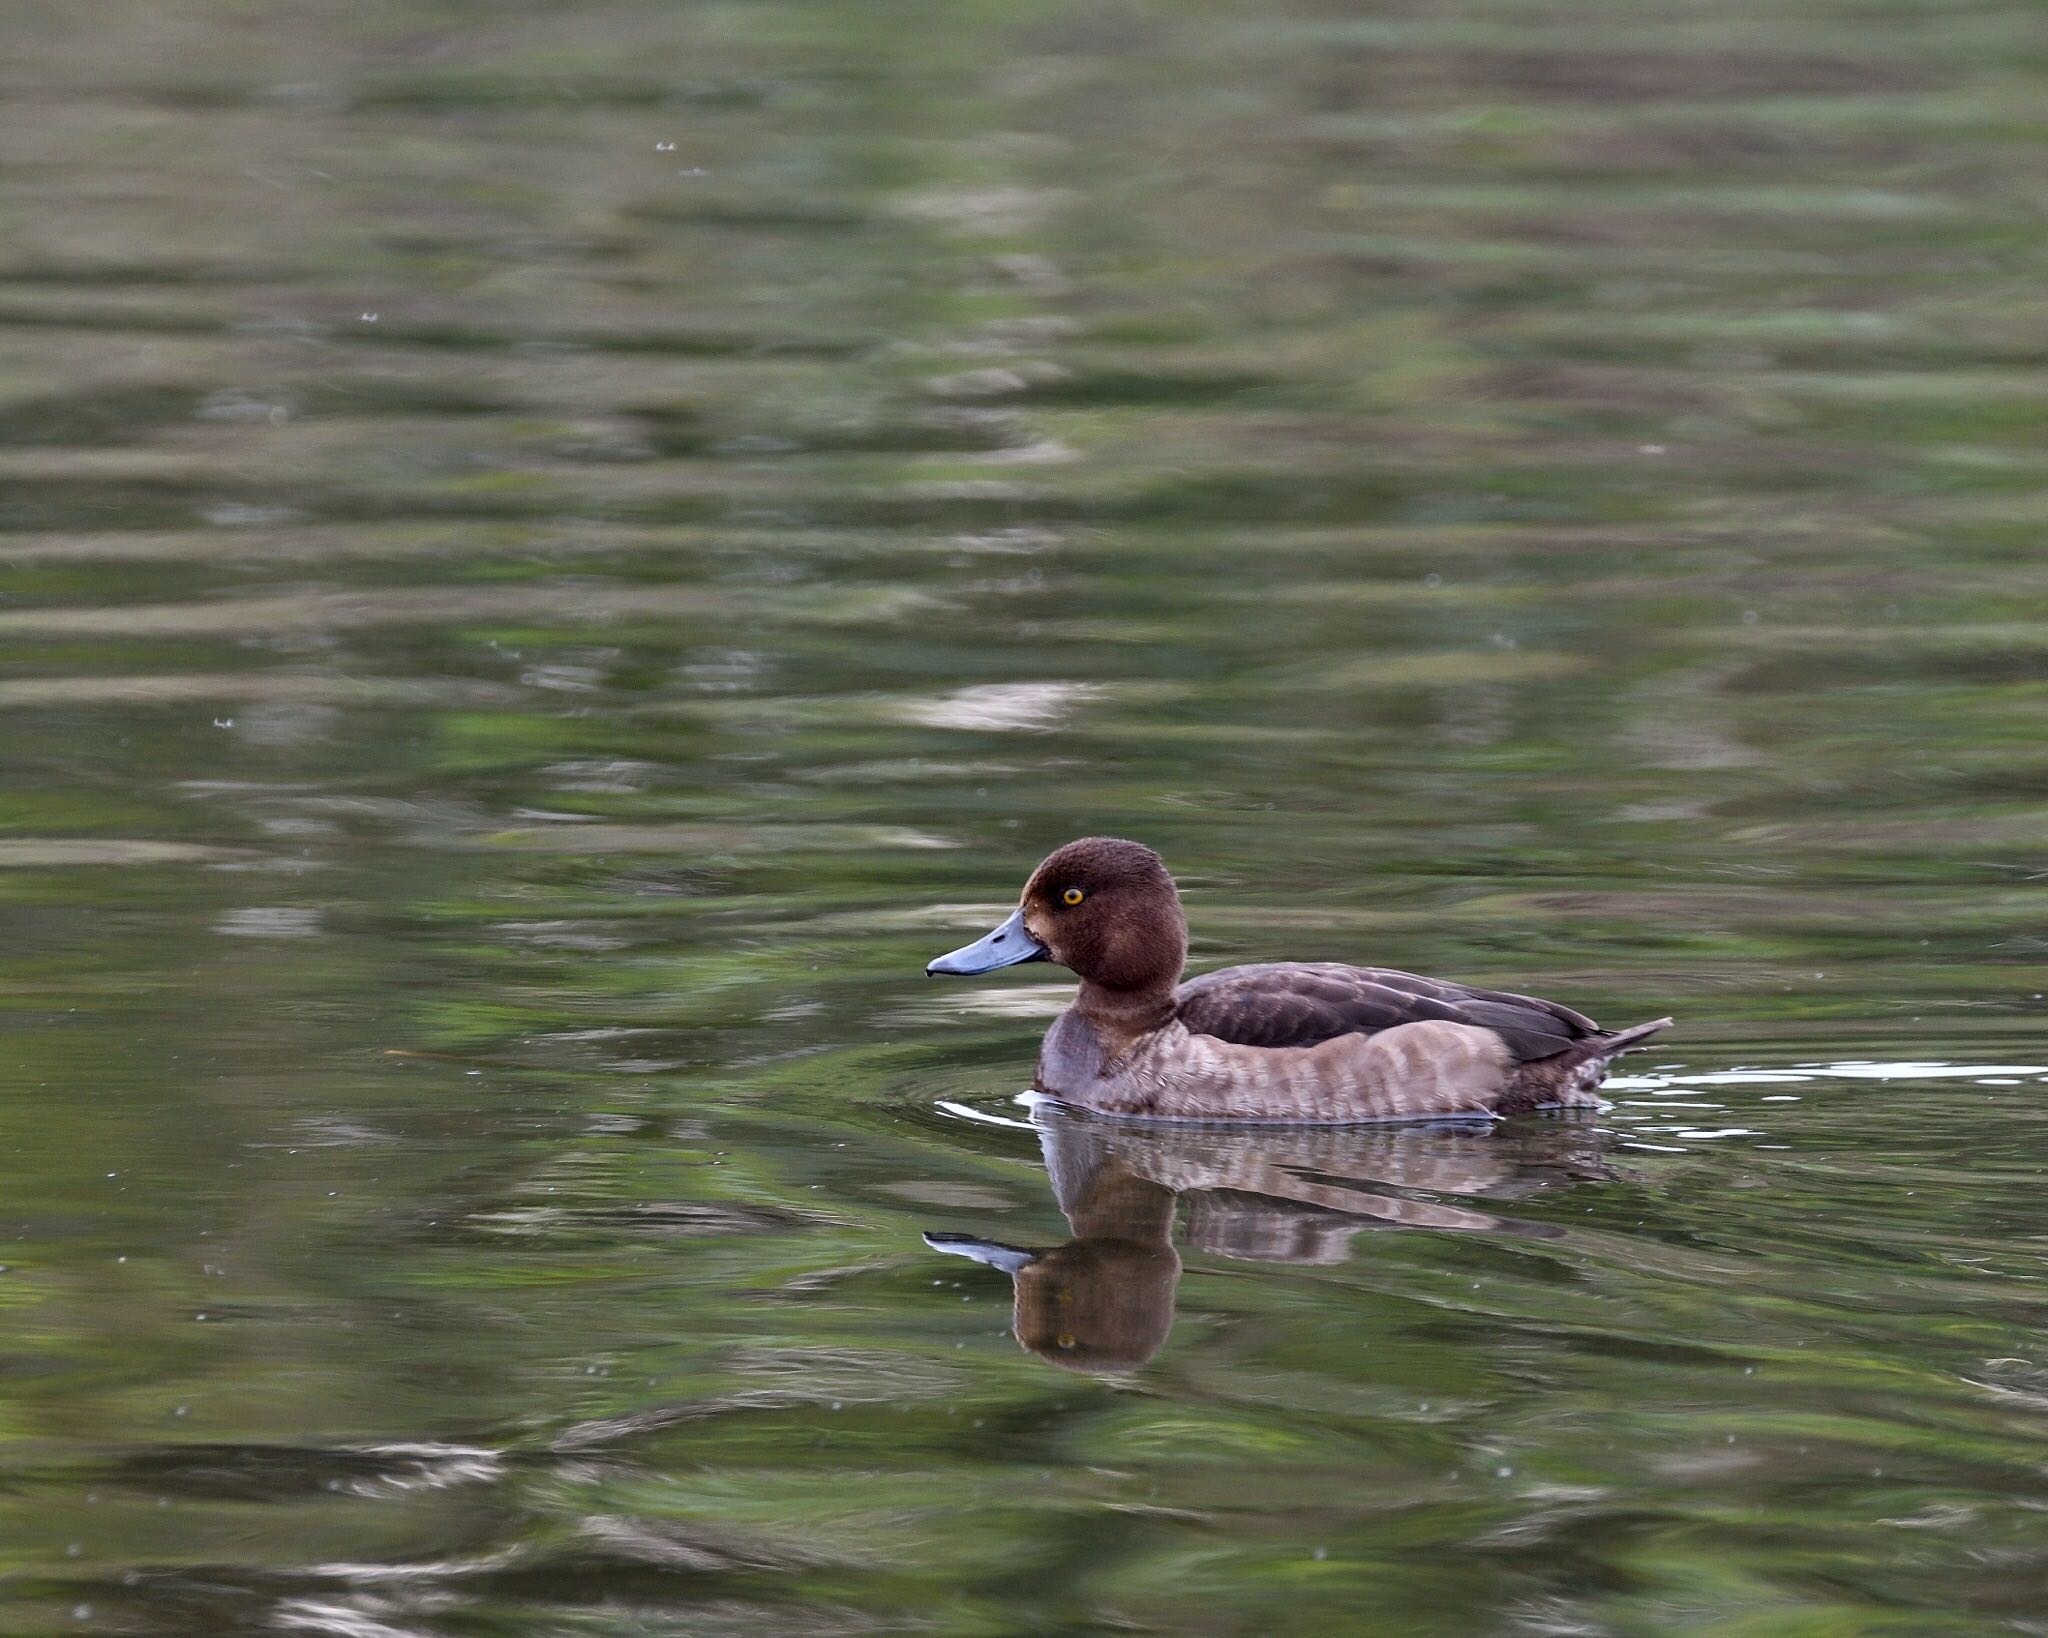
[1062,887,1085,906]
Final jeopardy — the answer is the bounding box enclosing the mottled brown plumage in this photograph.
[1177,963,1601,1060]
[926,836,1671,1123]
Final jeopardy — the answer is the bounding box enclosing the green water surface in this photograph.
[2,0,2047,1632]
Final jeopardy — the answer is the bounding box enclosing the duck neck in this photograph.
[1074,978,1178,1038]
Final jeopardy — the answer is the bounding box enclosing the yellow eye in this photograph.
[1062,887,1084,906]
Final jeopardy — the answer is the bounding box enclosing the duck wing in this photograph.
[1174,963,1603,1063]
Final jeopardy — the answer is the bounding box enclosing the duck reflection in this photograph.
[927,1106,1607,1373]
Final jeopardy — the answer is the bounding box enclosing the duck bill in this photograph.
[925,907,1047,976]
[924,1231,1040,1275]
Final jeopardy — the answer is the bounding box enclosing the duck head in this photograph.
[925,836,1189,996]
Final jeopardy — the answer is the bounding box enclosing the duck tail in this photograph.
[1588,1016,1673,1058]
[1503,1016,1673,1113]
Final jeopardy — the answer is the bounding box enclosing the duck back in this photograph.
[1033,964,1669,1123]
[1176,963,1601,1060]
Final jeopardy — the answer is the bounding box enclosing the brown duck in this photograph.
[925,836,1670,1122]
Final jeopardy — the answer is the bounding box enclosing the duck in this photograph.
[925,836,1671,1123]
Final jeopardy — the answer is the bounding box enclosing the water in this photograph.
[3,0,2047,1630]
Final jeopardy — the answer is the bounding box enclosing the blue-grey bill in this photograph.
[924,906,1047,976]
[923,1232,1039,1274]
